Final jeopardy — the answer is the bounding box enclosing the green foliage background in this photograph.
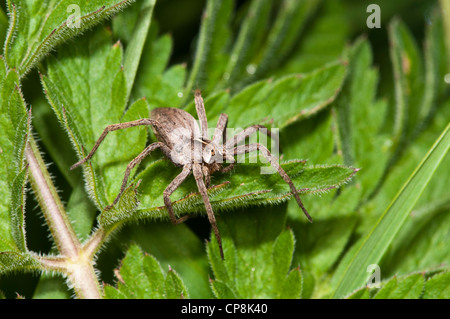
[0,0,449,299]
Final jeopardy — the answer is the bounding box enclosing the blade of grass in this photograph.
[332,122,450,298]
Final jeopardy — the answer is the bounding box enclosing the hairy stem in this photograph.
[26,137,102,299]
[26,139,79,257]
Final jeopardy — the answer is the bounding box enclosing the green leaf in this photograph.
[122,0,156,102]
[440,0,450,64]
[422,271,450,299]
[207,208,302,299]
[210,280,238,299]
[10,165,29,252]
[332,122,450,298]
[32,275,71,299]
[225,61,348,129]
[65,181,98,241]
[41,27,148,210]
[279,267,303,299]
[216,0,273,92]
[165,267,189,299]
[333,38,390,199]
[242,0,321,86]
[122,222,213,299]
[388,18,424,141]
[183,0,233,99]
[421,7,448,123]
[30,94,80,188]
[104,244,188,299]
[373,273,425,299]
[0,63,29,254]
[0,251,41,275]
[275,0,349,75]
[4,0,136,77]
[0,7,8,45]
[100,158,357,229]
[132,24,186,107]
[380,202,450,277]
[272,229,295,293]
[346,287,370,299]
[293,213,358,295]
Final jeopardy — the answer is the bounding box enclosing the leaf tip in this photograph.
[113,40,122,49]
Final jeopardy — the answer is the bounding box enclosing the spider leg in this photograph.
[212,113,228,145]
[193,163,224,259]
[225,124,279,150]
[212,113,236,171]
[105,142,166,210]
[220,156,235,174]
[222,124,278,172]
[163,164,193,224]
[202,165,211,188]
[194,89,209,140]
[233,143,313,223]
[71,118,156,170]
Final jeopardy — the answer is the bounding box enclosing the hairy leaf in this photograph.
[41,27,148,210]
[207,210,302,299]
[5,0,136,76]
[122,222,213,299]
[99,158,357,229]
[225,61,347,129]
[0,62,30,254]
[422,271,450,299]
[388,18,424,141]
[0,252,41,275]
[333,38,390,200]
[104,244,188,299]
[373,273,425,299]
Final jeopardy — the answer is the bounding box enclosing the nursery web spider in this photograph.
[71,90,312,259]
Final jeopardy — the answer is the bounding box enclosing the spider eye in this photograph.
[211,149,215,156]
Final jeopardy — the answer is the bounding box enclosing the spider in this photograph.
[71,90,312,259]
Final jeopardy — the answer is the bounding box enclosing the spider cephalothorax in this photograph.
[71,90,312,259]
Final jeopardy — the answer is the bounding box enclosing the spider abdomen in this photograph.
[150,107,203,165]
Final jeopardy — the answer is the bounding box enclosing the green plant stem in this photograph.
[26,137,102,299]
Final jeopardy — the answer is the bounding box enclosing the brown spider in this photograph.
[71,90,312,259]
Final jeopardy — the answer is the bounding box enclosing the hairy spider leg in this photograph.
[105,142,169,210]
[232,143,313,223]
[225,124,279,150]
[210,113,236,173]
[70,118,156,170]
[193,163,224,259]
[194,89,209,140]
[163,164,193,224]
[220,124,278,174]
[202,165,212,188]
[212,113,228,144]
